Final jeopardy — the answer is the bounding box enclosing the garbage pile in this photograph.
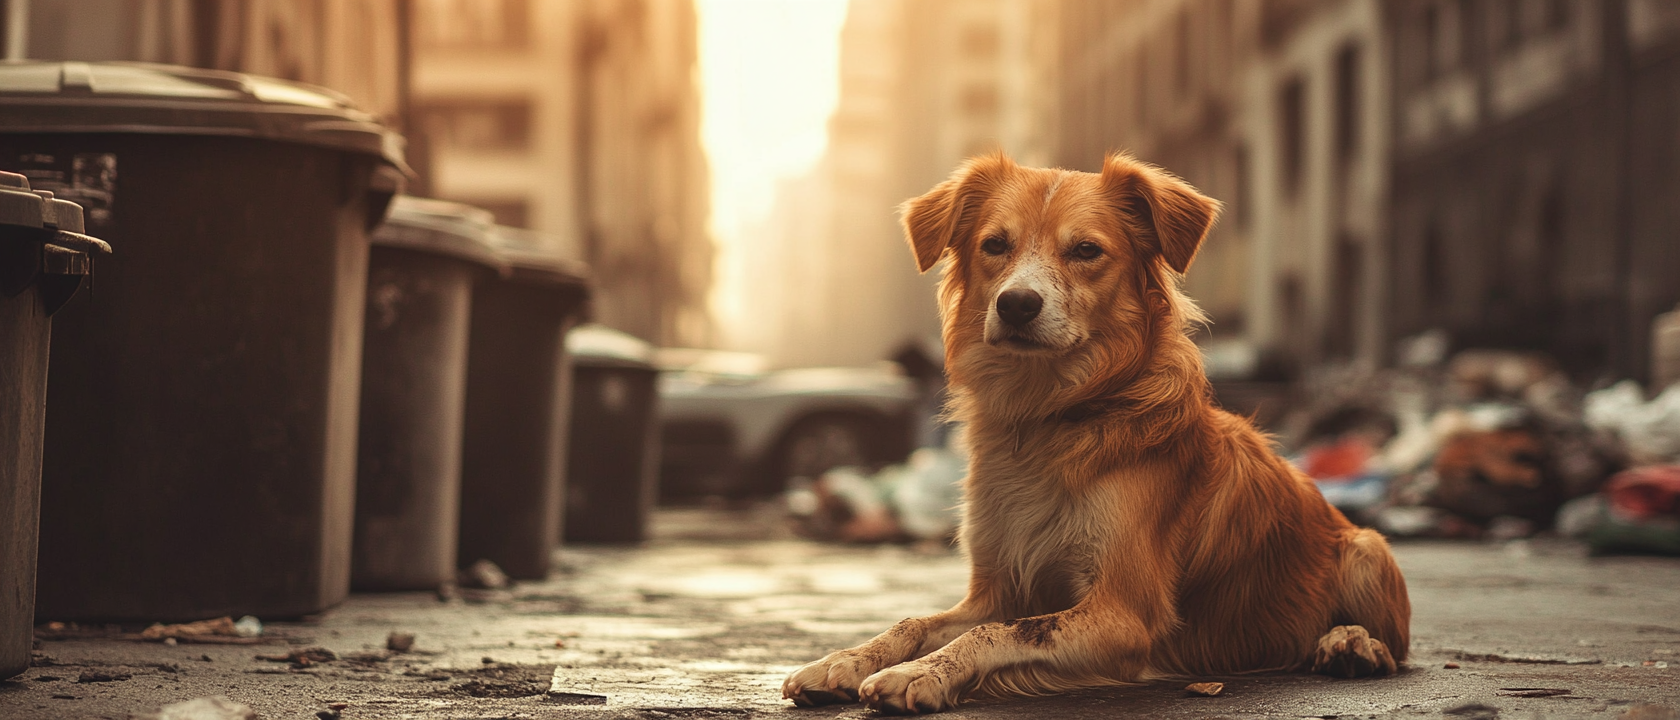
[1287,333,1680,554]
[785,444,967,544]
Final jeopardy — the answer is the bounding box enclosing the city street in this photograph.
[3,505,1677,719]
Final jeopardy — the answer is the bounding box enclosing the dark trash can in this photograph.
[352,197,505,591]
[0,172,107,679]
[0,62,406,621]
[457,230,588,580]
[564,325,661,544]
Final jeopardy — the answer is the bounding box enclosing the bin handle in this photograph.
[50,230,112,255]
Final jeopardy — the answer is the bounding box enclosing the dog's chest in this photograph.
[965,466,1111,617]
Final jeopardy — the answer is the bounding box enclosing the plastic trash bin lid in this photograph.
[0,170,110,254]
[0,61,408,173]
[372,196,506,272]
[491,226,590,288]
[567,324,656,369]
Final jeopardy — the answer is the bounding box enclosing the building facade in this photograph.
[411,0,712,347]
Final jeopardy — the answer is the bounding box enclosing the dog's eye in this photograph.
[980,236,1009,255]
[1072,241,1103,260]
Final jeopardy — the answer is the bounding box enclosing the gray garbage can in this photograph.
[564,325,661,544]
[0,172,107,679]
[352,197,505,591]
[0,61,406,621]
[458,231,589,580]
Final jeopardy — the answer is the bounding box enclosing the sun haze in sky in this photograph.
[697,0,849,346]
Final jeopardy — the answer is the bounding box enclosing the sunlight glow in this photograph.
[697,0,849,349]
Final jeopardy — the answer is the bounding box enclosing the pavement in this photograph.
[3,504,1678,720]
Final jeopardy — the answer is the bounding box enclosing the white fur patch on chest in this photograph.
[963,462,1121,617]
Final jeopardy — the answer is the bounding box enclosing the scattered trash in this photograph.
[129,695,257,720]
[256,647,337,668]
[75,670,130,683]
[1586,381,1680,465]
[1184,681,1223,696]
[458,559,511,590]
[787,446,966,543]
[232,616,262,638]
[386,631,416,653]
[1562,466,1680,556]
[135,616,266,645]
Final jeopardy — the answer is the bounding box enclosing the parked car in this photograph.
[655,349,918,500]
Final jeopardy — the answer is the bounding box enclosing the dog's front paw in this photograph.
[859,660,961,715]
[1312,625,1397,678]
[782,649,880,707]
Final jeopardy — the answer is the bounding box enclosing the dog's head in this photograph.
[901,153,1219,387]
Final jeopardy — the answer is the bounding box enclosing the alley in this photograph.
[4,506,1676,720]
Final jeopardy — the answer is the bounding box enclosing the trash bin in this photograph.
[0,172,107,679]
[564,325,661,544]
[458,230,589,580]
[0,62,407,621]
[352,197,505,591]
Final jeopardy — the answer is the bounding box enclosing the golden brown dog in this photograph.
[782,153,1410,714]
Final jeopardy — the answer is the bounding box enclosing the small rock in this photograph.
[386,631,415,653]
[131,695,258,720]
[1443,662,1460,669]
[554,638,566,648]
[198,654,213,662]
[315,711,339,720]
[163,638,178,647]
[1185,681,1223,697]
[329,703,348,711]
[482,656,496,664]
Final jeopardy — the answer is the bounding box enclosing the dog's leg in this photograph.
[782,597,997,707]
[1312,528,1409,678]
[858,590,1158,714]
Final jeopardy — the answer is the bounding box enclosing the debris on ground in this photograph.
[1497,687,1573,697]
[1280,338,1671,543]
[129,695,257,720]
[1184,681,1223,696]
[435,664,553,699]
[132,616,265,644]
[76,670,131,683]
[1563,465,1680,555]
[786,445,966,543]
[386,631,416,652]
[458,559,510,590]
[255,646,337,668]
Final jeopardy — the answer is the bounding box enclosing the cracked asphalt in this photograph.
[3,504,1677,719]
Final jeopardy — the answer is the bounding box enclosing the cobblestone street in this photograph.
[4,506,1678,719]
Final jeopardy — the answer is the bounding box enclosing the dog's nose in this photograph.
[996,288,1043,327]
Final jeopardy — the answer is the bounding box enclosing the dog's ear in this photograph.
[900,154,1012,273]
[1101,153,1221,274]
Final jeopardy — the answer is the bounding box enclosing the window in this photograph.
[416,100,533,151]
[1334,44,1361,165]
[961,23,999,59]
[1278,76,1305,197]
[417,0,529,49]
[961,84,999,118]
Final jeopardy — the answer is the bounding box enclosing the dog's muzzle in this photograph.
[996,288,1043,328]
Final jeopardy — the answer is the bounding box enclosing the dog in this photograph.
[782,153,1410,714]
